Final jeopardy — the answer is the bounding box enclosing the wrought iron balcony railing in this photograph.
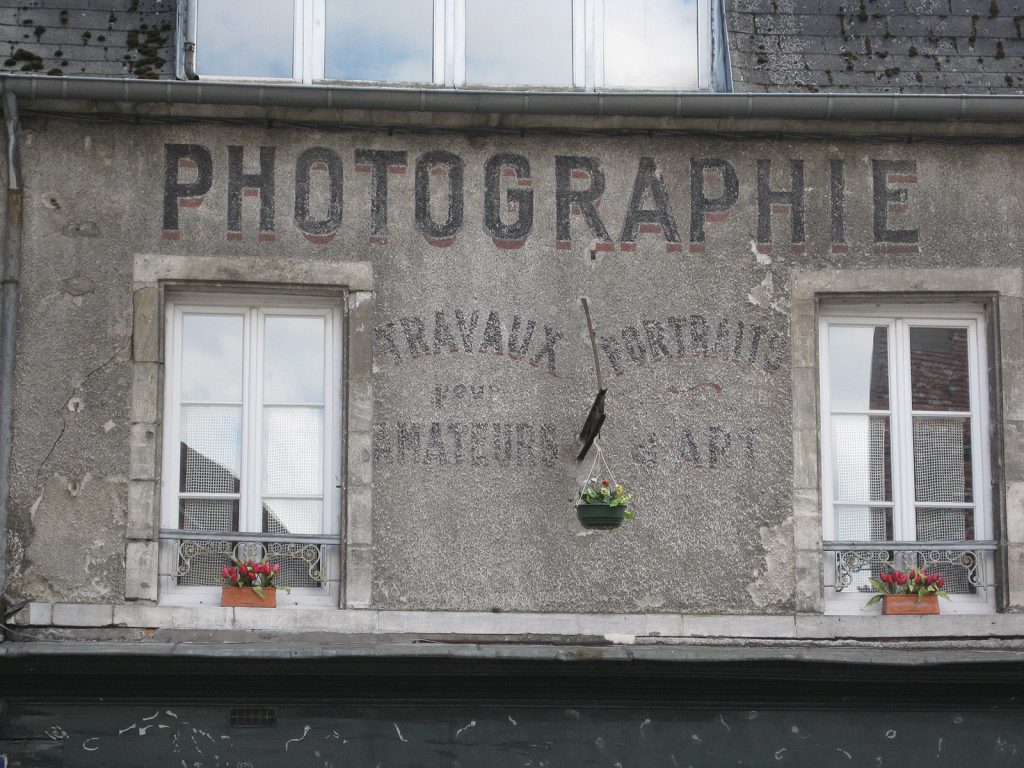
[823,540,997,594]
[160,529,337,589]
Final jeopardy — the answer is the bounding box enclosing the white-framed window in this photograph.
[819,303,996,615]
[159,292,343,607]
[180,0,714,91]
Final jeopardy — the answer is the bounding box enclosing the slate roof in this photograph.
[0,0,175,79]
[1,0,1022,94]
[727,0,1024,93]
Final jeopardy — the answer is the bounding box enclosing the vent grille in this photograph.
[229,707,277,728]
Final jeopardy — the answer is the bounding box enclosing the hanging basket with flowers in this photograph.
[220,556,285,608]
[576,441,635,530]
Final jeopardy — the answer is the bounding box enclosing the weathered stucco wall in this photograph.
[4,115,1021,614]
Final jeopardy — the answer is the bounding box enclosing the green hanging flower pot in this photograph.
[576,502,628,530]
[576,477,635,530]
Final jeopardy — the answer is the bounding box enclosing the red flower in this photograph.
[272,563,280,573]
[895,572,908,585]
[937,577,945,588]
[602,479,609,486]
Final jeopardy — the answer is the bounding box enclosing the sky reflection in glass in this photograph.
[264,316,325,404]
[604,0,698,89]
[196,0,294,78]
[466,0,572,86]
[181,314,243,403]
[325,0,433,82]
[828,326,889,413]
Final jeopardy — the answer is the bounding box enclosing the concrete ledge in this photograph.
[133,254,373,292]
[6,640,1024,667]
[791,267,1024,301]
[12,602,1024,640]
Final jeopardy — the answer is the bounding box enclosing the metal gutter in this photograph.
[3,74,1024,122]
[0,83,21,609]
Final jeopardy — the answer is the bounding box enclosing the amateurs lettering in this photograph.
[162,144,920,254]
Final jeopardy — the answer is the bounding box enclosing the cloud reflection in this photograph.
[181,314,243,403]
[325,0,434,82]
[196,0,294,78]
[604,0,698,89]
[466,0,573,86]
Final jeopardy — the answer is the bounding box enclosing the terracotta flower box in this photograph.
[221,586,277,608]
[882,594,939,615]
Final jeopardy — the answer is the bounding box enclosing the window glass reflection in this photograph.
[604,0,699,89]
[263,408,323,496]
[181,314,243,402]
[910,327,970,412]
[828,326,890,412]
[913,416,973,504]
[180,406,242,493]
[196,0,294,78]
[831,415,891,502]
[264,316,325,404]
[325,0,434,82]
[465,0,572,86]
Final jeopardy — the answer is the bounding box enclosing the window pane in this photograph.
[179,498,239,532]
[913,416,973,503]
[196,0,294,78]
[180,406,242,493]
[264,499,323,535]
[324,0,433,82]
[465,0,572,86]
[828,325,889,412]
[831,415,891,503]
[181,314,244,403]
[910,327,970,411]
[604,0,698,89]
[264,316,325,404]
[263,407,324,495]
[834,505,892,541]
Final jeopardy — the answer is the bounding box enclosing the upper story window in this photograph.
[159,293,343,607]
[182,0,715,90]
[820,303,996,614]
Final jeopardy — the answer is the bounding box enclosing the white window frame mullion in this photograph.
[572,0,587,89]
[434,0,449,85]
[327,306,343,538]
[968,317,992,543]
[450,0,465,87]
[291,0,307,82]
[160,303,184,534]
[245,308,263,534]
[309,0,326,82]
[696,0,712,90]
[892,318,914,544]
[590,0,604,89]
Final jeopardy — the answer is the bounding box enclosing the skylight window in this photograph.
[182,0,716,90]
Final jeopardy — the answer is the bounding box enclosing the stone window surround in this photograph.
[790,268,1024,614]
[125,254,374,608]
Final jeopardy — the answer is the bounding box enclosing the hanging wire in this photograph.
[581,438,619,494]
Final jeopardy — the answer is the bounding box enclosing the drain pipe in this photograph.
[0,83,22,609]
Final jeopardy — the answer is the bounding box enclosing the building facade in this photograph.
[2,1,1024,765]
